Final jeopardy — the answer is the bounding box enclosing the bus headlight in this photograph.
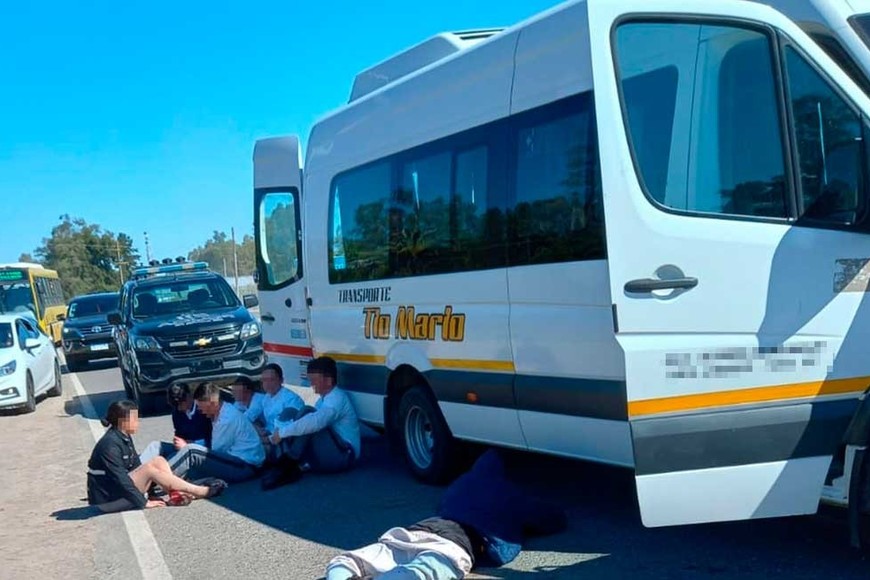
[240,321,261,340]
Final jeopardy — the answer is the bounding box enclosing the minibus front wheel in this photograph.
[398,386,457,485]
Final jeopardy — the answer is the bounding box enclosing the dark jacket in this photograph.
[438,450,568,567]
[87,427,146,510]
[172,403,212,447]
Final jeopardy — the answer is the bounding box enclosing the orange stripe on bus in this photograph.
[628,376,870,418]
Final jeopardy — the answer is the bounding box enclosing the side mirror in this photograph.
[107,312,122,325]
[243,294,259,309]
[24,337,41,350]
[57,313,66,321]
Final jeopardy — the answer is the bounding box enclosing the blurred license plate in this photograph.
[90,344,110,351]
[193,360,221,372]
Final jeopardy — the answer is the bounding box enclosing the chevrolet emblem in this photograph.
[193,337,212,347]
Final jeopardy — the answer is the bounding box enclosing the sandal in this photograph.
[204,479,228,498]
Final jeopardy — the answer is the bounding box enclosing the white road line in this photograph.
[69,370,173,580]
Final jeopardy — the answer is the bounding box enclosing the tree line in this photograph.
[16,215,255,300]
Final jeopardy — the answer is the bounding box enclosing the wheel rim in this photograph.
[404,404,434,470]
[27,375,34,406]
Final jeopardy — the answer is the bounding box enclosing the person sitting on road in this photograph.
[325,449,568,580]
[232,375,266,414]
[262,356,360,490]
[87,400,226,512]
[245,363,304,458]
[166,382,265,483]
[139,383,212,464]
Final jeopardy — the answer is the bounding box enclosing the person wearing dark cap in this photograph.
[139,382,212,463]
[87,399,226,512]
[325,449,568,579]
[262,356,360,489]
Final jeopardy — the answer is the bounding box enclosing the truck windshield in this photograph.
[68,295,119,318]
[132,278,239,318]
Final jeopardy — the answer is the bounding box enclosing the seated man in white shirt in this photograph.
[262,356,361,490]
[167,382,266,483]
[245,364,305,455]
[232,376,266,415]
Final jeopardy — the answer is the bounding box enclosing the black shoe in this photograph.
[260,458,303,491]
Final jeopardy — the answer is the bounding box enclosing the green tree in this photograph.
[188,230,255,277]
[17,252,36,263]
[35,215,140,299]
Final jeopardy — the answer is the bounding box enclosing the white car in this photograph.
[0,313,62,413]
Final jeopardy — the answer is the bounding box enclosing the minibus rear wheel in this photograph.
[398,386,457,485]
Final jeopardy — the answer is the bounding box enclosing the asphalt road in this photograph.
[6,357,870,579]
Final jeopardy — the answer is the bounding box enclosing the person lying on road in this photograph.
[325,449,568,580]
[139,382,212,464]
[262,356,360,490]
[166,381,265,483]
[87,399,226,512]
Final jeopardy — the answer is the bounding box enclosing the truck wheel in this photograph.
[132,378,163,416]
[398,386,457,484]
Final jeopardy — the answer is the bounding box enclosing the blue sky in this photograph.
[0,0,560,264]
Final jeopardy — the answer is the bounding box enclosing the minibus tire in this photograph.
[398,386,456,485]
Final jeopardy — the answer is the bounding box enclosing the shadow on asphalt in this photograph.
[59,378,870,578]
[64,391,172,422]
[51,504,105,521]
[208,439,870,579]
[61,359,119,375]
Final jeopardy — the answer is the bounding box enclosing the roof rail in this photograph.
[349,28,504,103]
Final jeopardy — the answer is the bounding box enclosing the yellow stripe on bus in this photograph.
[324,353,515,373]
[628,376,870,418]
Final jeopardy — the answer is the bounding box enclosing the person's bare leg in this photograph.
[129,458,211,498]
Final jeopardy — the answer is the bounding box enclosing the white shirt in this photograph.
[212,402,266,467]
[275,387,360,458]
[246,386,304,434]
[233,392,266,415]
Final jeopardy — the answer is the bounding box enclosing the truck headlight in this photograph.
[133,336,160,351]
[240,321,261,340]
[0,360,16,377]
[62,327,82,338]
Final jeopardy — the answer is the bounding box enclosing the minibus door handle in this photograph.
[624,277,698,294]
[261,313,276,323]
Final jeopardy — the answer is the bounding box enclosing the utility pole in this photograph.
[115,239,126,285]
[143,231,153,264]
[223,257,228,277]
[231,227,240,295]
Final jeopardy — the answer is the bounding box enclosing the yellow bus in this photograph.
[0,263,66,344]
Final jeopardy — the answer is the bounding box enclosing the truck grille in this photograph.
[80,325,112,336]
[160,327,241,360]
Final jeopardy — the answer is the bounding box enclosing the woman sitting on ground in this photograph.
[87,400,226,511]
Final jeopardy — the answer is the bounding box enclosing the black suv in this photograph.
[61,292,120,371]
[109,261,264,414]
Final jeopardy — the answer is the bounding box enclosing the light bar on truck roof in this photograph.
[131,261,209,280]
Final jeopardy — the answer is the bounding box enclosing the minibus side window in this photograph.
[784,46,866,225]
[509,91,604,265]
[616,23,788,219]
